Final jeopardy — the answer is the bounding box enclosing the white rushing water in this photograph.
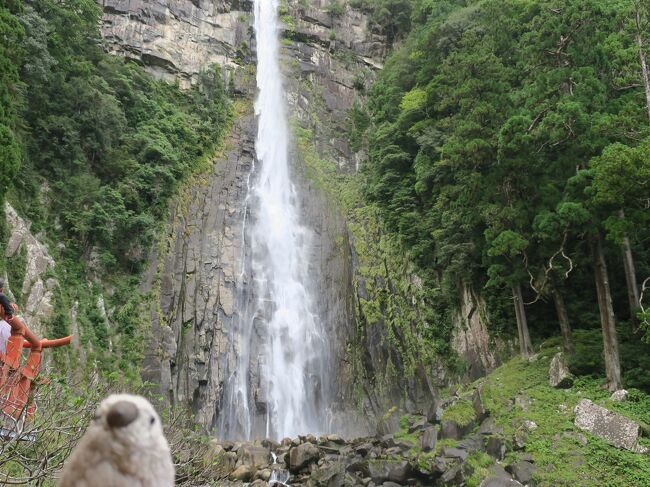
[218,0,330,440]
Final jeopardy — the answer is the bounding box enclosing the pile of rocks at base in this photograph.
[207,391,528,486]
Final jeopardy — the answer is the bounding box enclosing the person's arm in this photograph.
[0,294,14,318]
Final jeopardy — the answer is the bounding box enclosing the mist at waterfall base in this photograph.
[217,0,333,441]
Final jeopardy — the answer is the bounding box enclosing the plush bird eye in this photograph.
[149,416,155,426]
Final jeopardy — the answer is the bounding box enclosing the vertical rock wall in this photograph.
[141,113,256,429]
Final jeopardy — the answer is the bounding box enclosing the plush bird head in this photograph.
[59,394,175,487]
[94,394,168,452]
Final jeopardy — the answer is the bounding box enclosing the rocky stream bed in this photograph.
[204,390,532,487]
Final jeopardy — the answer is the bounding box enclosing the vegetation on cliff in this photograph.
[354,0,650,391]
[0,0,229,374]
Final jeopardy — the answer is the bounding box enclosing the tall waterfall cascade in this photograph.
[218,0,332,440]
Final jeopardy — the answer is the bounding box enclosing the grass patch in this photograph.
[460,351,650,486]
[441,399,475,427]
[465,451,494,487]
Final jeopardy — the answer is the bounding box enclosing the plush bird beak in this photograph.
[106,400,139,429]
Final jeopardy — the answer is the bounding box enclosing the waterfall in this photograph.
[218,0,331,440]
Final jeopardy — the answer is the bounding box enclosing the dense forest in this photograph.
[351,0,650,391]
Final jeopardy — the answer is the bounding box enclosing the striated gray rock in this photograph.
[452,285,501,380]
[549,352,573,388]
[574,399,644,452]
[473,387,488,422]
[97,0,253,87]
[443,447,468,461]
[427,397,444,424]
[140,113,256,429]
[420,427,437,452]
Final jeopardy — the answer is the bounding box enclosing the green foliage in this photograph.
[357,0,650,361]
[464,451,494,487]
[0,0,230,375]
[473,352,650,486]
[440,399,474,426]
[327,0,345,17]
[6,244,27,303]
[399,87,427,112]
[0,0,24,237]
[15,1,229,273]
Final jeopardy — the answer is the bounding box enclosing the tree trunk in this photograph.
[636,5,650,119]
[551,282,574,354]
[619,210,640,323]
[591,233,623,391]
[512,284,533,358]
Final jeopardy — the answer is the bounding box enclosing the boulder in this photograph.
[506,461,536,485]
[230,464,254,482]
[574,399,644,451]
[368,460,411,484]
[289,442,320,472]
[549,352,573,388]
[255,468,272,481]
[356,442,375,456]
[237,445,270,468]
[522,420,538,431]
[458,434,483,453]
[326,434,345,444]
[440,464,464,485]
[408,416,428,433]
[426,397,444,424]
[480,478,524,487]
[513,430,527,450]
[395,439,415,452]
[420,426,437,452]
[348,459,370,475]
[610,389,629,402]
[250,481,270,487]
[473,387,488,422]
[443,447,468,461]
[311,462,345,486]
[514,395,532,411]
[479,417,503,436]
[387,461,412,483]
[380,434,397,448]
[485,436,506,460]
[440,420,461,440]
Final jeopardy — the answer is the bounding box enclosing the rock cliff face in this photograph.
[97,0,253,88]
[4,203,56,338]
[119,0,385,434]
[140,111,256,429]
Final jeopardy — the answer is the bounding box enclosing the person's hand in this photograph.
[10,303,18,312]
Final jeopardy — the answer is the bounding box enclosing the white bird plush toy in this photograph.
[59,394,175,486]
